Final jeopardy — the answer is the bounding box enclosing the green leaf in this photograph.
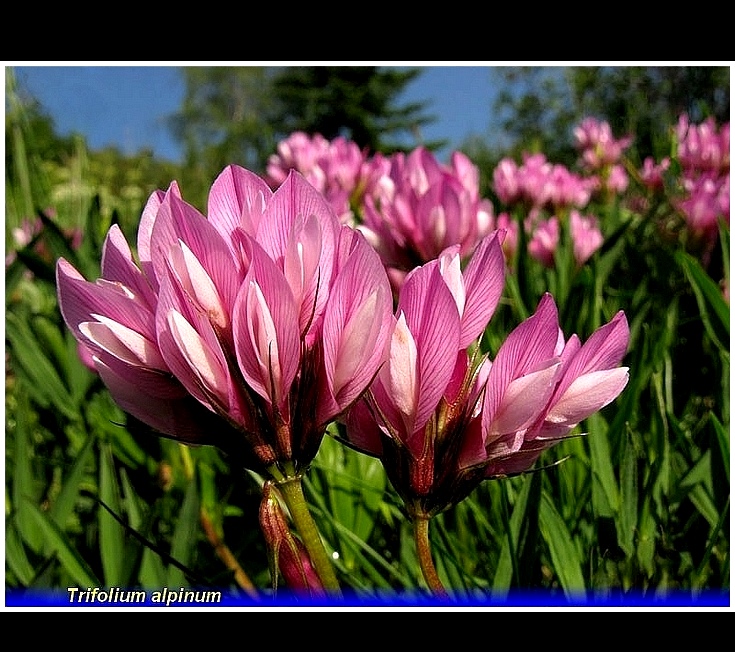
[303,460,409,591]
[87,393,147,468]
[318,514,411,590]
[99,442,126,586]
[118,469,167,588]
[318,436,386,571]
[710,413,729,482]
[166,477,200,588]
[617,427,638,558]
[5,520,36,587]
[587,415,620,518]
[49,434,96,528]
[11,389,44,553]
[6,312,77,419]
[676,249,729,347]
[538,493,586,599]
[492,475,535,594]
[694,496,730,589]
[636,498,656,578]
[23,498,100,587]
[686,484,720,530]
[64,331,97,406]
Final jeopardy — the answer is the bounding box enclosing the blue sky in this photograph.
[9,64,505,163]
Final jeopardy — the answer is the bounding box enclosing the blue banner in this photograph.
[5,587,730,608]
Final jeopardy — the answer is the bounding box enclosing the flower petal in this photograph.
[257,170,339,266]
[543,367,630,430]
[486,360,561,441]
[151,187,243,316]
[208,164,271,245]
[101,225,157,311]
[166,309,231,406]
[94,356,213,444]
[56,258,155,344]
[233,241,301,408]
[398,262,461,433]
[319,231,392,421]
[482,293,560,425]
[459,230,506,347]
[81,314,166,370]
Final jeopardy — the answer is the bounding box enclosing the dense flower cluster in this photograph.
[266,134,495,292]
[491,150,605,269]
[345,232,629,517]
[574,116,632,195]
[673,114,730,245]
[493,152,596,212]
[358,146,495,291]
[627,114,730,263]
[57,166,393,477]
[265,131,390,224]
[525,210,604,269]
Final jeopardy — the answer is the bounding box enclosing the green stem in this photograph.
[276,474,342,595]
[413,514,449,598]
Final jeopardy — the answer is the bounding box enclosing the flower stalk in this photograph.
[413,513,448,597]
[273,469,342,595]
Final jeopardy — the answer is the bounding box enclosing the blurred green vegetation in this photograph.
[4,65,729,604]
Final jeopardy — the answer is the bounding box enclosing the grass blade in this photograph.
[49,434,96,528]
[99,442,125,586]
[166,477,200,588]
[538,492,586,600]
[24,498,100,587]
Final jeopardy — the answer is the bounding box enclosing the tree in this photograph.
[166,66,440,206]
[489,66,730,166]
[167,67,279,207]
[270,66,438,153]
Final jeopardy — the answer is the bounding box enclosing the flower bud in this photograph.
[259,481,325,596]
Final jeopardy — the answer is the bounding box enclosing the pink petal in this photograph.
[385,312,419,429]
[557,311,630,395]
[459,230,506,347]
[233,242,301,408]
[330,289,384,394]
[137,186,171,290]
[283,212,326,338]
[344,398,384,456]
[81,315,166,370]
[319,232,392,420]
[154,271,231,411]
[94,356,212,444]
[486,360,561,441]
[482,293,560,423]
[437,246,465,316]
[168,240,229,329]
[398,263,461,433]
[457,414,486,469]
[101,225,157,311]
[167,309,231,405]
[544,367,630,430]
[207,164,271,247]
[56,258,155,344]
[150,188,243,315]
[92,348,186,400]
[257,170,339,266]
